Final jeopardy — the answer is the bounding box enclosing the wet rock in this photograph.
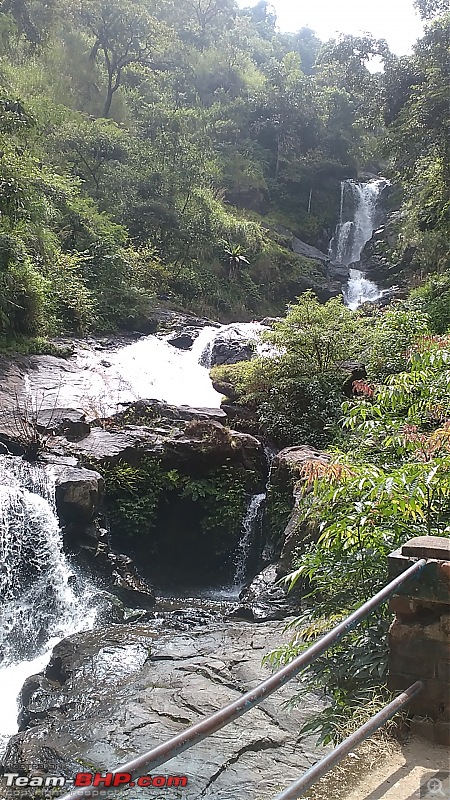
[51,465,104,523]
[36,408,91,441]
[210,335,254,366]
[120,314,159,334]
[327,262,350,281]
[231,565,299,622]
[60,421,266,483]
[3,621,325,799]
[211,379,239,401]
[266,446,330,575]
[270,445,329,497]
[112,398,227,425]
[167,331,196,350]
[64,522,156,609]
[291,236,330,262]
[149,308,220,334]
[99,549,156,608]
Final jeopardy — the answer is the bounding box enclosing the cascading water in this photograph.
[233,493,266,587]
[329,178,389,310]
[0,456,101,755]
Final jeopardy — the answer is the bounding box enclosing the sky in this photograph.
[238,0,425,55]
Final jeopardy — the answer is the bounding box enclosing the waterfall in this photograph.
[194,325,219,369]
[330,178,389,310]
[0,456,100,754]
[233,493,266,586]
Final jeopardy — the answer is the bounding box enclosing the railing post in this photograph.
[388,536,450,747]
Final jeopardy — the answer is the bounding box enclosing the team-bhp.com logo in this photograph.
[3,773,188,790]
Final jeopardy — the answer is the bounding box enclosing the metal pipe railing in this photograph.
[273,680,424,799]
[58,557,426,800]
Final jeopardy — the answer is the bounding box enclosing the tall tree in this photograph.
[414,0,449,19]
[70,0,173,116]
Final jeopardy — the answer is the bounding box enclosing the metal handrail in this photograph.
[273,681,424,799]
[58,557,427,800]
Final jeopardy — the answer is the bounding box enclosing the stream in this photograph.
[0,322,269,758]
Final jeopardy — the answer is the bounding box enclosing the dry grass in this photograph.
[304,730,399,800]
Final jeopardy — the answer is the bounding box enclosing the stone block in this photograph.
[388,673,450,719]
[389,641,449,681]
[411,719,450,747]
[389,547,450,604]
[389,596,417,619]
[401,536,450,560]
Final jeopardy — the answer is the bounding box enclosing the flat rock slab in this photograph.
[4,621,325,799]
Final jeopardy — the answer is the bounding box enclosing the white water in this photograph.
[0,456,100,755]
[330,178,389,310]
[22,323,272,416]
[233,493,266,586]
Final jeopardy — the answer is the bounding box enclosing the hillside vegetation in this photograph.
[0,0,448,341]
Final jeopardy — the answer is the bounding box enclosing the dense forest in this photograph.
[0,0,448,344]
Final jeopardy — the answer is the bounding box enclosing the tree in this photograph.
[267,290,370,374]
[183,0,236,35]
[316,34,391,126]
[414,0,449,19]
[291,27,321,75]
[221,240,249,277]
[54,117,128,198]
[0,0,58,45]
[266,333,450,745]
[383,15,450,276]
[70,0,173,116]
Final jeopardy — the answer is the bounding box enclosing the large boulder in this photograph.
[231,564,300,621]
[264,446,330,576]
[71,524,156,608]
[167,331,196,350]
[51,464,104,523]
[57,420,266,482]
[210,335,254,366]
[49,419,267,589]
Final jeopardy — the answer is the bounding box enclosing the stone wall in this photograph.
[388,536,450,746]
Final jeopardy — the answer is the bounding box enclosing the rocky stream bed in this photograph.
[0,313,329,799]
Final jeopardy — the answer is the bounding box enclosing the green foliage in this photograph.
[410,272,450,334]
[0,335,72,356]
[264,483,294,541]
[268,291,372,373]
[268,333,450,744]
[0,0,409,334]
[414,0,449,20]
[212,292,372,446]
[98,458,248,540]
[366,302,429,380]
[99,458,181,536]
[383,13,450,280]
[181,466,248,535]
[0,0,446,334]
